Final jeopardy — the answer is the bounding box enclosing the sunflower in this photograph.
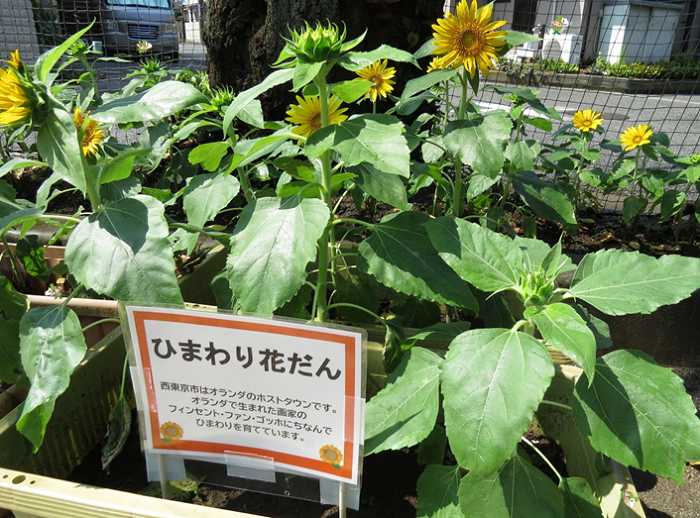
[572,109,604,133]
[355,59,396,102]
[0,66,32,127]
[285,95,348,139]
[319,445,343,468]
[620,124,653,152]
[431,0,508,78]
[8,49,21,69]
[160,421,184,441]
[74,107,106,157]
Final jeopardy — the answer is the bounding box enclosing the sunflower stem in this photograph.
[313,71,335,323]
[451,70,469,218]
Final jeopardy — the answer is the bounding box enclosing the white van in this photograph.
[57,0,179,59]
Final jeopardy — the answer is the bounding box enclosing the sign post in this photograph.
[122,305,366,511]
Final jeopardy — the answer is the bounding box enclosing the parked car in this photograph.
[57,0,180,60]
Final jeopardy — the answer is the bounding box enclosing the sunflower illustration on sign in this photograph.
[319,445,343,469]
[160,421,184,442]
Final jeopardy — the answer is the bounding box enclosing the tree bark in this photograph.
[204,0,443,117]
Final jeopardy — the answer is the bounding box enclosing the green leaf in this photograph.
[401,68,459,101]
[237,99,265,129]
[0,277,27,383]
[505,140,540,171]
[571,305,612,350]
[443,111,512,178]
[17,306,87,451]
[333,274,381,324]
[568,248,700,315]
[338,45,419,71]
[365,347,442,454]
[331,80,373,103]
[458,452,564,518]
[622,196,647,225]
[523,116,553,132]
[503,30,542,46]
[559,478,604,518]
[417,425,448,466]
[188,142,231,172]
[90,82,207,124]
[0,158,48,179]
[426,217,523,293]
[306,114,410,177]
[183,172,240,228]
[525,303,596,384]
[35,23,92,82]
[292,61,323,92]
[466,173,500,200]
[223,69,294,137]
[511,171,578,235]
[659,190,685,221]
[349,163,411,211]
[441,329,554,475]
[226,196,329,315]
[572,350,700,483]
[98,148,150,184]
[36,108,86,192]
[388,297,441,329]
[65,195,184,304]
[416,465,462,518]
[357,212,478,311]
[407,322,472,342]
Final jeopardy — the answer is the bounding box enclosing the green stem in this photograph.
[239,167,255,204]
[81,318,121,333]
[79,54,102,104]
[325,302,383,323]
[540,399,572,411]
[451,71,469,218]
[313,70,335,323]
[521,435,563,482]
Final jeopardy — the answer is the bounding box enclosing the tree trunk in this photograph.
[204,0,443,117]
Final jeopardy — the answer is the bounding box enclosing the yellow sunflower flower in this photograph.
[160,421,184,441]
[319,445,343,467]
[8,49,21,69]
[0,66,32,127]
[355,59,396,102]
[74,107,106,157]
[620,124,653,152]
[572,109,604,133]
[431,0,508,78]
[285,95,348,139]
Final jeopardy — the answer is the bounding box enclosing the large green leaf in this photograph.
[401,68,459,101]
[183,173,240,227]
[572,350,700,483]
[458,452,564,518]
[305,114,410,177]
[0,277,28,383]
[98,148,151,185]
[525,303,596,384]
[35,24,91,82]
[36,108,86,193]
[188,142,231,172]
[511,171,577,235]
[357,212,477,311]
[559,478,604,518]
[441,329,554,475]
[65,195,184,304]
[17,306,87,451]
[223,69,294,137]
[568,248,700,315]
[226,196,329,314]
[365,347,442,454]
[0,158,48,179]
[505,140,540,171]
[443,110,512,179]
[338,45,419,71]
[416,465,462,518]
[90,81,207,124]
[349,163,411,211]
[426,217,522,293]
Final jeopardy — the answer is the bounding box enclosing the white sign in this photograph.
[124,306,365,484]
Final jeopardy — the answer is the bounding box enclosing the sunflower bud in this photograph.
[517,271,555,307]
[284,21,347,64]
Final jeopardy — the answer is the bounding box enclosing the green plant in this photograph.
[365,220,700,516]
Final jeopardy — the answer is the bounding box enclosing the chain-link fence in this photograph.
[3,0,700,212]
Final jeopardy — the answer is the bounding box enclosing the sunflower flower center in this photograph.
[311,113,322,131]
[461,29,480,52]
